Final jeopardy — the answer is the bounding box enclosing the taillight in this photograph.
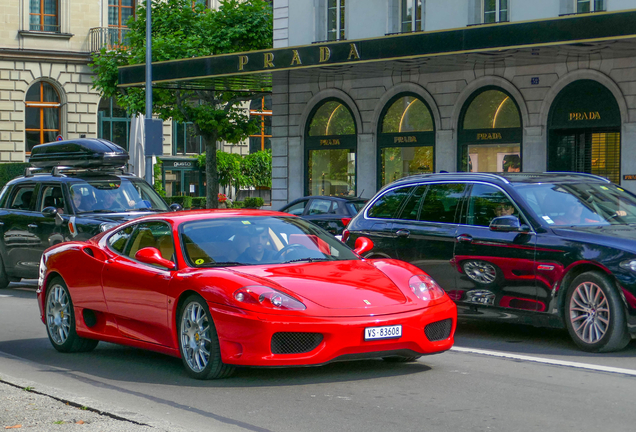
[341,217,351,227]
[342,229,350,243]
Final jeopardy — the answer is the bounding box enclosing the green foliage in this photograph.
[169,195,192,209]
[153,157,166,196]
[0,163,30,188]
[191,197,207,208]
[243,197,264,208]
[241,149,272,188]
[230,200,244,209]
[216,151,245,188]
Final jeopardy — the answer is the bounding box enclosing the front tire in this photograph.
[178,295,235,379]
[564,271,630,353]
[45,277,98,353]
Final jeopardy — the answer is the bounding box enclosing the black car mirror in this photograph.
[490,215,530,233]
[170,203,183,212]
[41,206,58,218]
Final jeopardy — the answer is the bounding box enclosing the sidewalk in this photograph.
[0,378,158,431]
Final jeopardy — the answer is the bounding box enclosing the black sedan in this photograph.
[278,195,367,237]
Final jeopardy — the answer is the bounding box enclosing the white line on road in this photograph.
[451,346,636,377]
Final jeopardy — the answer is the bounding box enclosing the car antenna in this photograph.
[358,189,365,198]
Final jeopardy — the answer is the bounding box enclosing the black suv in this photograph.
[0,139,174,287]
[344,172,636,352]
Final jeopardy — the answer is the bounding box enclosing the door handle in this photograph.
[456,234,473,243]
[396,229,410,238]
[28,223,38,229]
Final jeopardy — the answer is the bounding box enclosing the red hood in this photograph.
[230,260,408,310]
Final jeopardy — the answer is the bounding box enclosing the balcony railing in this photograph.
[89,27,131,53]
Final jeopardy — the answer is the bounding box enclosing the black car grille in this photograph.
[424,318,453,342]
[271,332,323,354]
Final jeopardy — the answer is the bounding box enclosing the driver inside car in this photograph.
[236,226,276,264]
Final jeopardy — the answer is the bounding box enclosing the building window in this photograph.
[173,122,203,155]
[327,0,345,41]
[577,0,604,13]
[29,0,59,32]
[109,0,135,44]
[249,96,272,153]
[484,0,508,23]
[25,82,60,153]
[98,98,131,151]
[401,0,423,32]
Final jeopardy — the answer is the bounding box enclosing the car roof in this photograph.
[288,195,367,203]
[5,171,144,186]
[384,172,611,189]
[131,209,294,225]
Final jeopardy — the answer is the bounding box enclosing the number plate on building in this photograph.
[364,325,402,340]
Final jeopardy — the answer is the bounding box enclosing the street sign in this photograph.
[56,135,63,141]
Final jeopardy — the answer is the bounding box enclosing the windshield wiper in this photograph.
[281,257,334,264]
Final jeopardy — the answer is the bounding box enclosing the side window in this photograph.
[466,184,518,227]
[307,199,332,215]
[108,225,135,254]
[398,185,427,221]
[329,200,339,214]
[419,183,466,223]
[283,200,308,216]
[367,186,413,219]
[9,185,36,211]
[126,221,173,263]
[40,185,67,214]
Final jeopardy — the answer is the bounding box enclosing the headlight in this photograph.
[38,255,47,288]
[619,260,636,272]
[100,222,120,232]
[234,285,306,311]
[409,275,446,302]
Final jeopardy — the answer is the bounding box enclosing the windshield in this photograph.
[514,182,636,227]
[180,216,359,267]
[69,177,169,214]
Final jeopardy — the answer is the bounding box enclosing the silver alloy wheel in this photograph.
[46,284,71,345]
[463,261,498,284]
[180,301,212,373]
[569,281,610,344]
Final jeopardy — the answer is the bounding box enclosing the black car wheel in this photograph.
[564,271,630,352]
[45,277,98,353]
[0,255,9,289]
[178,294,235,380]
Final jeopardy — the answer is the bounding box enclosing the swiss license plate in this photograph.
[364,325,402,340]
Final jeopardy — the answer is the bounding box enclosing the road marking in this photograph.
[451,346,636,377]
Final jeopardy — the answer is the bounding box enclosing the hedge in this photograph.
[243,197,264,208]
[0,163,30,188]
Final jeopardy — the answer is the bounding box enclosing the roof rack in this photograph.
[546,172,612,183]
[24,165,129,178]
[399,172,510,184]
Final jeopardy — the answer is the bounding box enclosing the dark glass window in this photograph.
[8,185,36,211]
[484,0,508,23]
[327,0,345,41]
[419,183,465,223]
[465,184,518,227]
[577,0,604,13]
[398,185,427,220]
[108,225,135,254]
[401,0,422,32]
[308,101,355,136]
[173,122,203,155]
[98,97,131,151]
[463,89,520,130]
[367,186,413,219]
[283,200,308,216]
[308,199,332,215]
[125,222,172,261]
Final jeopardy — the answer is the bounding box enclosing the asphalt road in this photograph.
[1,281,636,432]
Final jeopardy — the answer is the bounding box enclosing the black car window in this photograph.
[40,185,67,214]
[126,221,173,262]
[283,200,308,216]
[8,185,36,211]
[419,183,466,223]
[466,184,518,227]
[108,225,135,254]
[329,200,339,214]
[307,199,332,215]
[367,186,413,219]
[345,201,366,214]
[398,185,427,220]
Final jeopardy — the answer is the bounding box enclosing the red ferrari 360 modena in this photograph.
[37,210,456,379]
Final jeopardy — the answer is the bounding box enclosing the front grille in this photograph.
[424,318,453,342]
[271,332,323,354]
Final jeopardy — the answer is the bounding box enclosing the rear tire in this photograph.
[178,295,235,379]
[45,277,98,353]
[564,271,630,353]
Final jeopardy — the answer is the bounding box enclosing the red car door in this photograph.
[102,221,176,347]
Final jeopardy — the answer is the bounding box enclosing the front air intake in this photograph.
[424,318,453,342]
[271,332,323,354]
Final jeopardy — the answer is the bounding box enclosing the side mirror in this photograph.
[170,203,183,212]
[353,236,374,256]
[135,247,176,270]
[42,206,58,217]
[489,215,530,233]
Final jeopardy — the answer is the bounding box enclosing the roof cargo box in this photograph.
[29,138,129,168]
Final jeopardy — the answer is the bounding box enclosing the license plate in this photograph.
[364,325,402,340]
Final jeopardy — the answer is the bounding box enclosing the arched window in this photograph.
[305,100,356,196]
[98,97,131,151]
[378,94,435,187]
[249,95,272,153]
[458,87,522,173]
[25,81,60,153]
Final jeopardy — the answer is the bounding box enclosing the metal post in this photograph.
[144,0,153,184]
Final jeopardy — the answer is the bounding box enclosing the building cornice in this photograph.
[0,48,91,64]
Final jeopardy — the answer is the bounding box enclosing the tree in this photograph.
[90,0,273,208]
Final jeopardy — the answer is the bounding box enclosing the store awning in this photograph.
[118,9,636,91]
